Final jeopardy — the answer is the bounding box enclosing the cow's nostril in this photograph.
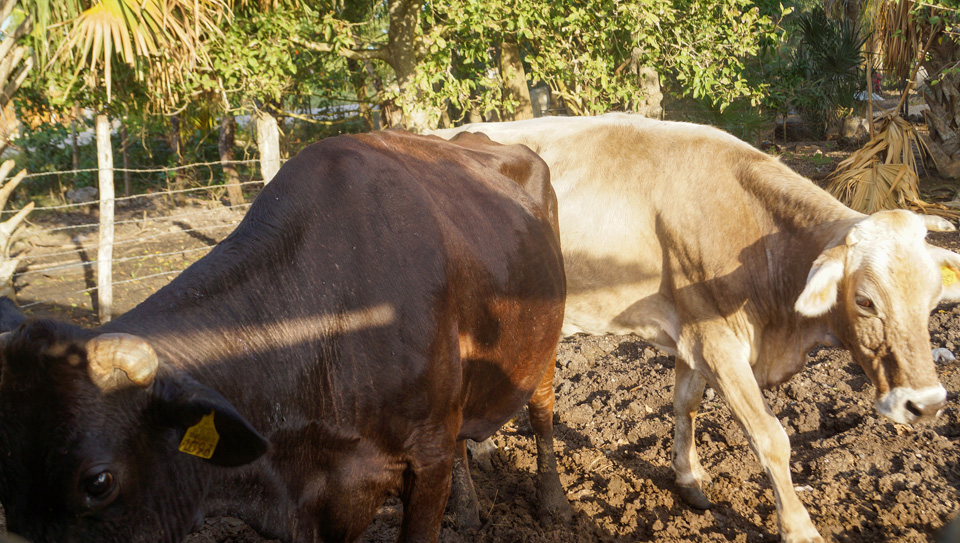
[905,400,922,418]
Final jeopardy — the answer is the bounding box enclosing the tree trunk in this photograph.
[254,107,281,184]
[220,113,243,206]
[120,122,131,197]
[167,116,187,204]
[630,48,663,119]
[500,42,534,121]
[384,0,437,132]
[349,59,375,132]
[0,160,33,299]
[96,113,114,323]
[922,38,960,179]
[72,104,80,173]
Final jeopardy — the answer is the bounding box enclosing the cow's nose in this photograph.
[905,398,946,419]
[876,385,947,423]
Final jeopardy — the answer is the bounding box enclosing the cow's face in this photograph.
[0,320,268,543]
[795,210,960,424]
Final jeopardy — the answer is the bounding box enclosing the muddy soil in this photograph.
[4,186,960,543]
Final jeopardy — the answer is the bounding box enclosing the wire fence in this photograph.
[18,159,264,181]
[8,161,268,318]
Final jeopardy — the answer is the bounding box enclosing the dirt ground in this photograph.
[4,144,960,543]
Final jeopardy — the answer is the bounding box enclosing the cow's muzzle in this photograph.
[876,385,947,424]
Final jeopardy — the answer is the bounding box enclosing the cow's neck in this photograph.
[732,161,860,385]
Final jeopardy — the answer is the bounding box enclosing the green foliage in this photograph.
[765,6,865,137]
[415,0,786,121]
[13,123,96,198]
[18,0,816,201]
[675,97,772,143]
[200,9,337,107]
[10,98,242,200]
[663,0,780,109]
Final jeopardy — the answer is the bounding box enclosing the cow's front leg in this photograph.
[671,358,713,510]
[687,331,823,543]
[399,441,455,543]
[448,440,481,529]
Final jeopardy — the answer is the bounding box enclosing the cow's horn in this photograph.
[921,215,956,232]
[86,333,159,390]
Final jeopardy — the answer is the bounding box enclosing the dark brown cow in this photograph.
[0,130,567,543]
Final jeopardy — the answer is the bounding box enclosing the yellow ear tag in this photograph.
[178,411,219,459]
[942,266,959,287]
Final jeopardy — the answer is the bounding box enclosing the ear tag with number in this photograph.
[942,266,959,287]
[179,411,219,459]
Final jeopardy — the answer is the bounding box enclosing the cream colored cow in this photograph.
[434,114,960,543]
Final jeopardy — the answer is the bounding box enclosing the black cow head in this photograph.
[0,319,268,543]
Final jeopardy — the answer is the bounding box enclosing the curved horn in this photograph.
[921,214,956,232]
[86,333,159,390]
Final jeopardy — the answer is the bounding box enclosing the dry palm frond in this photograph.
[827,112,960,218]
[827,14,957,218]
[880,0,921,82]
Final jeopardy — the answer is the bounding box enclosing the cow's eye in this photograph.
[81,470,116,501]
[855,295,874,311]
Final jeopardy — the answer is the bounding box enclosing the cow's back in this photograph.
[434,115,855,345]
[114,129,564,444]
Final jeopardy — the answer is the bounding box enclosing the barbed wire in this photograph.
[16,246,213,279]
[3,180,265,215]
[25,202,253,236]
[16,159,267,180]
[20,269,187,309]
[21,221,239,267]
[10,160,275,313]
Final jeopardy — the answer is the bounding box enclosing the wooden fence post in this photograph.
[254,107,280,184]
[96,112,114,323]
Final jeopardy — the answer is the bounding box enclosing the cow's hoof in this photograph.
[678,485,713,510]
[454,508,482,531]
[783,535,824,543]
[537,499,572,527]
[537,477,572,527]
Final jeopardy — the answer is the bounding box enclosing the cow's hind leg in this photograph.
[527,356,571,526]
[672,358,713,510]
[448,440,481,530]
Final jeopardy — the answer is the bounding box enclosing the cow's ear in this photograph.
[796,248,846,317]
[151,374,269,467]
[929,246,960,302]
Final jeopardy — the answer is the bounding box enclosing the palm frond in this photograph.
[828,111,960,218]
[48,0,230,102]
[880,0,919,82]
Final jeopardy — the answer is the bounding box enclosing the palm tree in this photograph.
[33,0,230,102]
[27,0,230,322]
[0,0,36,298]
[870,0,960,179]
